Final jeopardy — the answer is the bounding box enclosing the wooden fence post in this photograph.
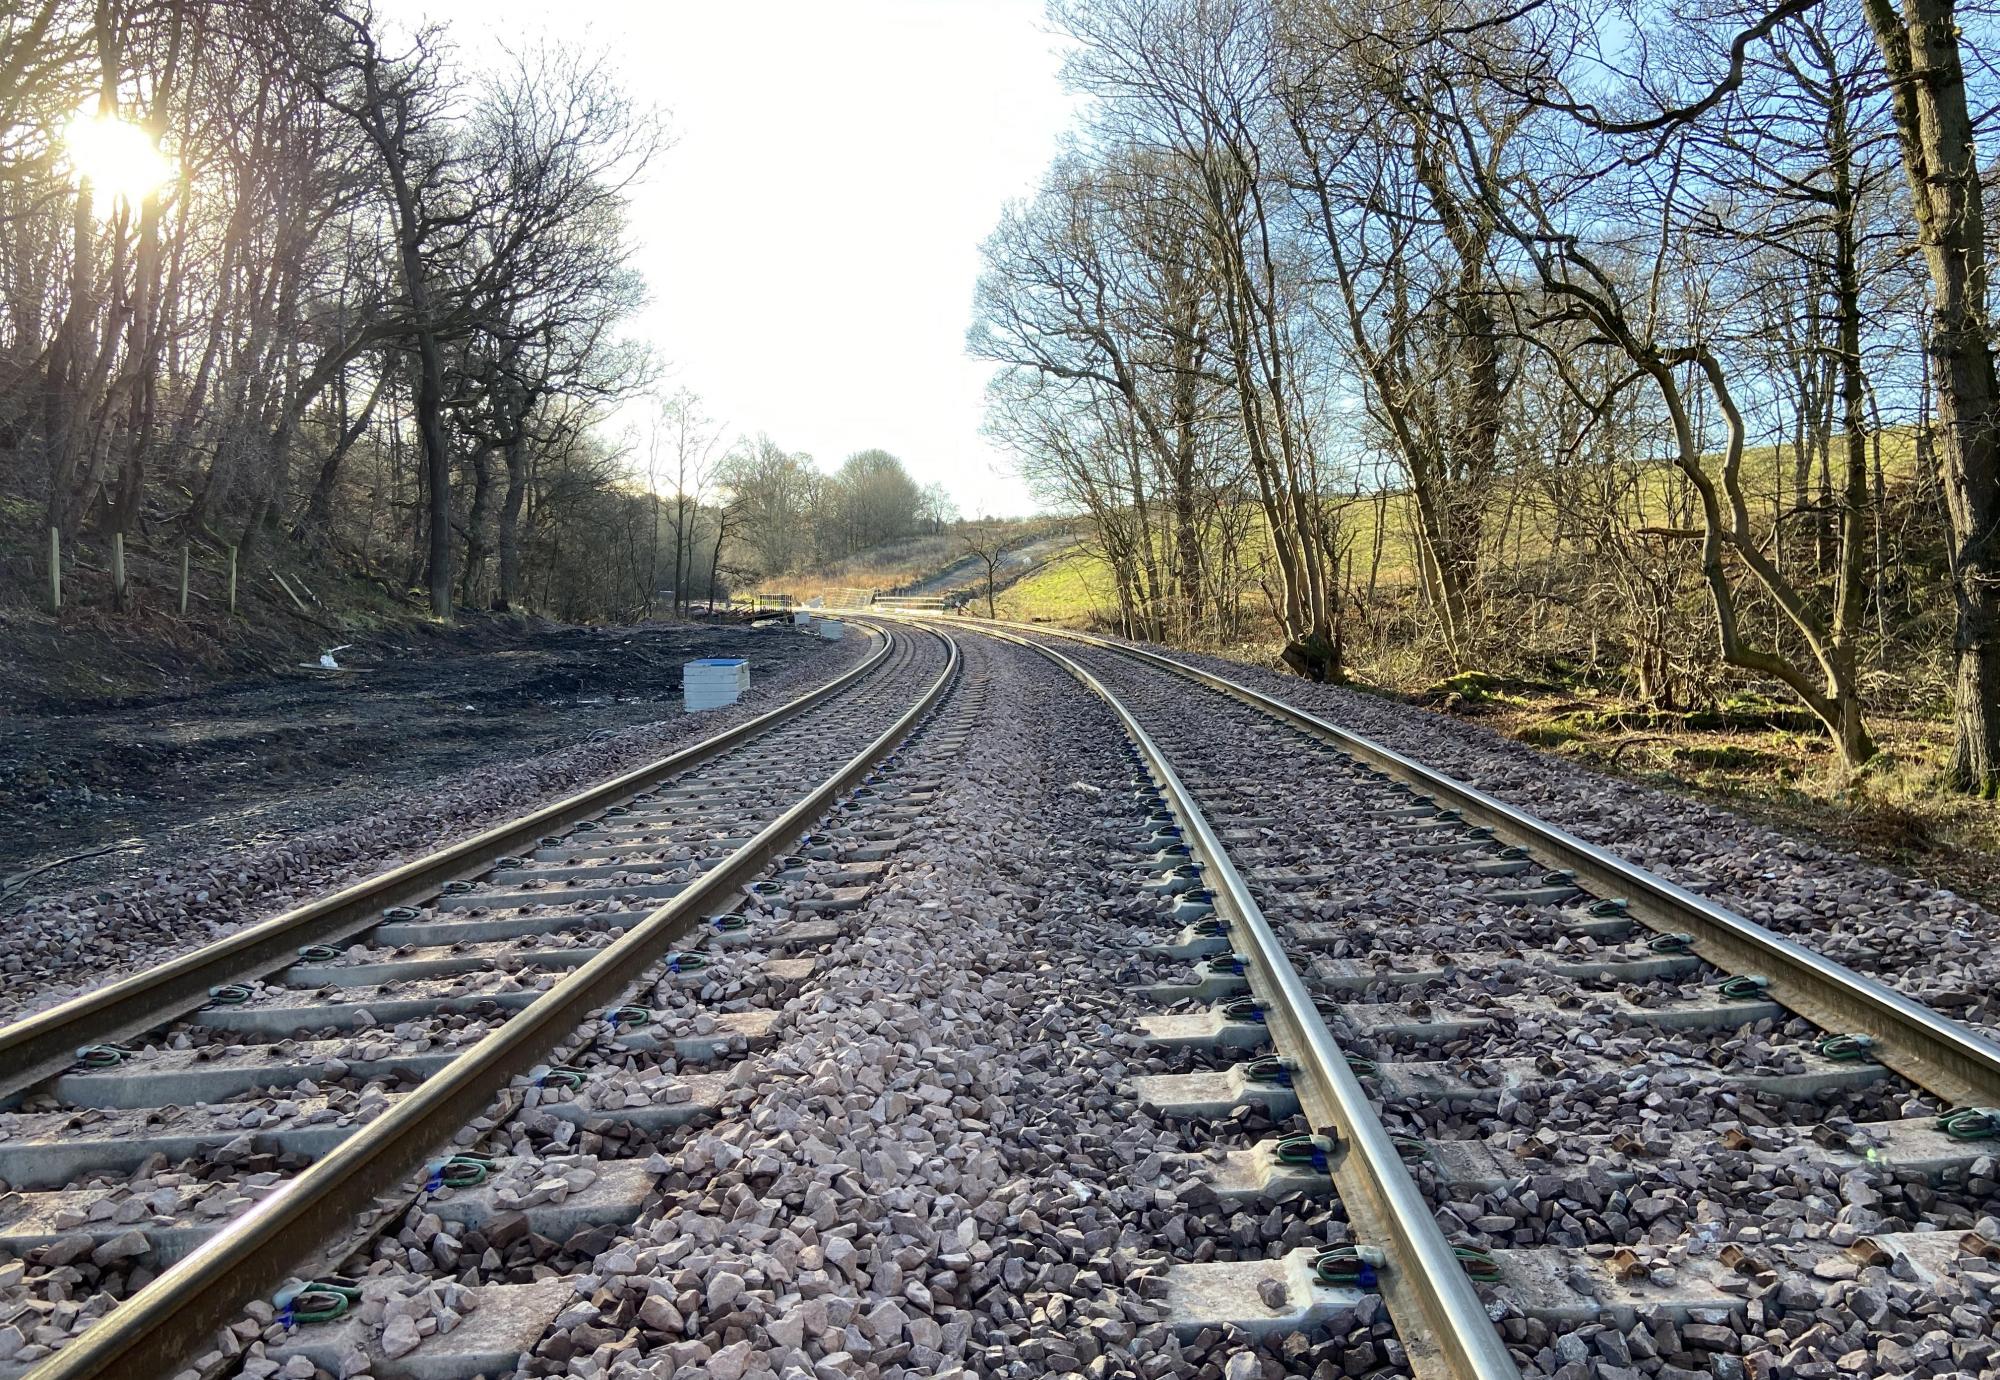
[178,544,190,615]
[227,547,239,614]
[48,528,61,614]
[111,532,126,611]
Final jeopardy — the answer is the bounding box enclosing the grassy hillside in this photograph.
[994,548,1118,622]
[762,534,968,607]
[996,429,1927,629]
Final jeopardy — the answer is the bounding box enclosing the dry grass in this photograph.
[757,535,966,608]
[761,525,1054,608]
[775,568,937,608]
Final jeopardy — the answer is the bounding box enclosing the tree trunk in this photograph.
[495,430,528,612]
[643,488,660,619]
[707,510,731,613]
[109,191,167,534]
[675,504,689,615]
[460,445,495,608]
[294,358,389,550]
[42,182,96,537]
[1863,0,2000,792]
[1828,79,1879,769]
[413,322,452,617]
[1172,481,1203,638]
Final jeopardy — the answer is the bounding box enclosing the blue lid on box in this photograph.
[686,658,748,667]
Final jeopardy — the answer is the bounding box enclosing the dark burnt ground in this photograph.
[0,620,831,901]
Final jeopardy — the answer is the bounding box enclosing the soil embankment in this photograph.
[1,619,838,905]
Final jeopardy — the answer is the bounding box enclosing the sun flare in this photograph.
[62,108,175,213]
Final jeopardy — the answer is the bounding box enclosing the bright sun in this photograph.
[62,108,175,213]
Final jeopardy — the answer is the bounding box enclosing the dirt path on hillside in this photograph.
[0,621,832,904]
[904,535,1076,598]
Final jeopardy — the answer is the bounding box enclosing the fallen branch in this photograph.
[271,570,312,615]
[1604,734,1679,763]
[2,840,145,907]
[270,571,344,632]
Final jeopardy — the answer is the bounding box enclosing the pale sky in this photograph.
[409,0,1076,515]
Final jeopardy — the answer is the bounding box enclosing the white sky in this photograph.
[408,0,1076,516]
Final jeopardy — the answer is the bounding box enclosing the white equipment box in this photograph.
[683,657,749,711]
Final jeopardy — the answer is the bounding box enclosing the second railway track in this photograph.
[954,620,2000,1380]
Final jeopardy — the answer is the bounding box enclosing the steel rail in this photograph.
[0,627,898,1100]
[1006,620,2000,1112]
[27,624,959,1380]
[968,623,1519,1380]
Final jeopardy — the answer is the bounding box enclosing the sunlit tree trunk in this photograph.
[1862,0,2000,792]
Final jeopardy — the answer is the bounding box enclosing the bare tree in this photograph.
[312,6,467,616]
[959,519,1036,618]
[971,0,1984,773]
[2,0,666,628]
[652,389,724,615]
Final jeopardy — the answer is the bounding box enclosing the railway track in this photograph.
[9,613,2000,1380]
[954,620,2000,1380]
[0,622,957,1380]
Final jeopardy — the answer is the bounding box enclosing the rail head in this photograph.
[964,621,1520,1380]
